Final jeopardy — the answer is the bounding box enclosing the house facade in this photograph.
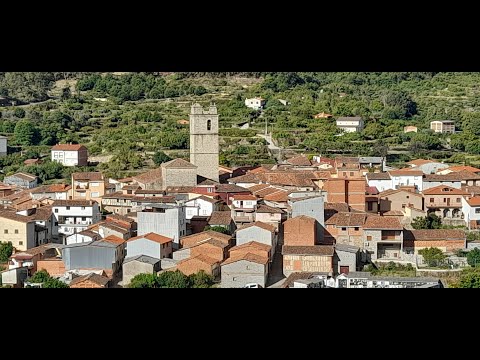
[379,189,423,213]
[136,204,186,249]
[52,200,101,239]
[423,185,466,223]
[126,232,173,260]
[282,245,335,276]
[336,117,364,133]
[184,196,221,220]
[51,144,88,167]
[430,120,455,133]
[71,172,107,204]
[0,211,36,251]
[245,97,266,110]
[461,197,480,229]
[363,216,403,261]
[236,222,277,254]
[4,172,38,189]
[122,255,161,286]
[389,170,423,191]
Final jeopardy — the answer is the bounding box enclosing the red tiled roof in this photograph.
[132,168,162,185]
[404,229,465,241]
[363,215,402,229]
[422,185,467,195]
[466,197,480,206]
[70,273,110,287]
[180,230,231,247]
[102,235,126,245]
[325,212,367,227]
[282,245,334,256]
[444,165,480,173]
[161,158,197,169]
[367,172,391,180]
[72,172,104,181]
[286,155,312,166]
[51,144,87,151]
[208,211,232,226]
[232,194,257,201]
[237,221,276,233]
[229,241,272,252]
[246,184,270,193]
[222,252,269,266]
[263,190,290,202]
[127,232,173,244]
[383,210,404,216]
[425,171,480,181]
[177,254,219,267]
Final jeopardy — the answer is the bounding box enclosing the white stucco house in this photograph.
[245,97,266,110]
[336,117,364,133]
[52,200,101,240]
[184,196,222,220]
[366,172,392,192]
[461,197,480,230]
[51,143,88,167]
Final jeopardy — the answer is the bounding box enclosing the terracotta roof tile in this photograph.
[248,184,271,193]
[255,187,284,198]
[286,155,312,166]
[127,232,173,244]
[467,197,480,206]
[282,245,334,256]
[363,215,402,229]
[177,254,219,267]
[161,158,197,169]
[285,215,316,225]
[222,252,269,266]
[215,184,250,193]
[383,210,404,216]
[132,168,162,185]
[0,211,34,223]
[423,185,467,195]
[31,205,53,221]
[72,172,104,181]
[443,165,480,173]
[180,230,231,248]
[404,229,465,241]
[7,172,37,181]
[263,190,290,202]
[102,235,126,245]
[425,171,480,181]
[229,241,272,252]
[325,212,367,227]
[367,172,391,180]
[53,200,97,207]
[232,194,257,201]
[237,221,276,233]
[208,211,232,226]
[228,173,260,184]
[324,202,350,212]
[51,144,87,151]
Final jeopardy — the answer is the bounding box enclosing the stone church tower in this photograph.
[189,103,219,182]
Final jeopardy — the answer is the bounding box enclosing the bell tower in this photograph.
[189,103,219,182]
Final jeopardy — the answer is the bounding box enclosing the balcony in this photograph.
[381,236,402,242]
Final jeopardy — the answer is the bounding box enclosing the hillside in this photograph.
[1,72,480,180]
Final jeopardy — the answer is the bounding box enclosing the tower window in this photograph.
[207,119,211,131]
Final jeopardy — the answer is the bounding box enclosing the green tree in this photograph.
[411,216,429,230]
[467,248,480,267]
[14,120,39,146]
[0,242,13,262]
[13,107,26,118]
[128,273,160,288]
[204,225,229,234]
[457,268,480,288]
[157,270,190,288]
[61,86,71,101]
[418,247,447,267]
[188,271,215,288]
[153,151,172,166]
[27,269,69,288]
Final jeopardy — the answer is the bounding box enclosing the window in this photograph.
[14,229,18,234]
[367,202,373,211]
[54,209,58,213]
[233,277,237,281]
[443,198,447,203]
[82,217,86,221]
[367,236,372,241]
[341,227,347,231]
[406,196,409,199]
[207,119,211,131]
[207,187,213,193]
[476,208,480,214]
[430,198,434,203]
[80,192,86,197]
[456,198,461,203]
[3,229,7,234]
[19,241,23,246]
[66,206,70,210]
[350,172,354,176]
[354,227,359,231]
[402,204,406,209]
[343,172,347,176]
[91,182,99,187]
[55,222,58,226]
